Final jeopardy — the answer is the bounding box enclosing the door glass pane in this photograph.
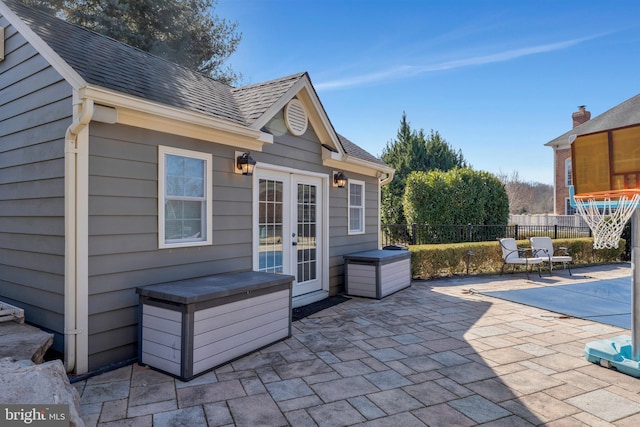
[297,183,317,283]
[258,179,284,273]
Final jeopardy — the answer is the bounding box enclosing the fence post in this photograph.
[554,224,558,239]
[515,224,519,240]
[412,223,417,245]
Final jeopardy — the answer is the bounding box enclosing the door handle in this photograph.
[292,242,297,246]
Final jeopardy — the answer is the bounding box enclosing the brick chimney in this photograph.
[572,105,591,128]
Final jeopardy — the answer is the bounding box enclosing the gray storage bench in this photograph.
[344,249,411,299]
[136,271,294,381]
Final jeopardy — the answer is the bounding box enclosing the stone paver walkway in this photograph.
[77,264,640,426]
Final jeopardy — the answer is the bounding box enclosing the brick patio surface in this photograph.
[77,264,640,426]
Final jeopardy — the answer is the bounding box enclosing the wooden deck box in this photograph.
[136,271,294,381]
[344,249,411,299]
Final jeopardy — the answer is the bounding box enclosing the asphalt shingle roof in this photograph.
[6,0,246,124]
[4,0,388,168]
[232,73,306,124]
[546,93,640,146]
[338,134,386,166]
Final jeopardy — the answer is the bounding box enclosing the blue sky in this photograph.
[217,0,640,184]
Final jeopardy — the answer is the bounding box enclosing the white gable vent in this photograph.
[284,98,308,136]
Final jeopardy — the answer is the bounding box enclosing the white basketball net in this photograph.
[574,193,640,249]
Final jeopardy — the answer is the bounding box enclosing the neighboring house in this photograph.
[546,97,640,214]
[545,106,591,215]
[0,0,394,374]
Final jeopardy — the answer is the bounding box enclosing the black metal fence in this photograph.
[381,223,593,247]
[381,222,632,261]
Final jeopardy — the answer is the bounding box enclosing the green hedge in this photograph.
[409,238,625,279]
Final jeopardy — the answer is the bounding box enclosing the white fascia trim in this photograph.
[323,153,394,179]
[0,1,86,89]
[80,85,273,151]
[296,85,344,154]
[250,79,307,131]
[250,77,344,155]
[545,132,578,149]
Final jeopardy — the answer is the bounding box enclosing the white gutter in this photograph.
[64,96,93,373]
[379,170,395,186]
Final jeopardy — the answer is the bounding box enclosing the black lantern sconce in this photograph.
[333,171,348,188]
[236,152,256,176]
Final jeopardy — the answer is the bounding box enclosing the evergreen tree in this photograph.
[20,0,242,84]
[381,113,467,225]
[425,130,467,171]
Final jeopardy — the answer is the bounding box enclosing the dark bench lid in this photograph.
[343,249,411,262]
[136,271,294,304]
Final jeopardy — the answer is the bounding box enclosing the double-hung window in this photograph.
[158,146,212,248]
[565,158,572,187]
[348,180,365,234]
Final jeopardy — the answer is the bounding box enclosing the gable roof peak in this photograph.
[231,72,309,126]
[233,72,307,91]
[545,92,640,147]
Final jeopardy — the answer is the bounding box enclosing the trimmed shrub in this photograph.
[403,168,509,227]
[409,238,625,279]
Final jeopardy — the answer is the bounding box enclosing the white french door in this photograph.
[254,169,324,297]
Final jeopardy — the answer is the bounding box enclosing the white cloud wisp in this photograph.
[315,35,602,91]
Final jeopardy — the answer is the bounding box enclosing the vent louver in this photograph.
[284,99,308,136]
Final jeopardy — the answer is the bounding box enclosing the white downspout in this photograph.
[64,97,93,373]
[378,171,395,248]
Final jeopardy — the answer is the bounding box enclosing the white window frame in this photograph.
[565,158,572,187]
[158,146,212,248]
[348,179,365,235]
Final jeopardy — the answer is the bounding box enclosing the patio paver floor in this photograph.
[77,264,640,426]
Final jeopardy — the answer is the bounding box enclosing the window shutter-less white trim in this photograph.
[348,180,365,235]
[158,146,213,248]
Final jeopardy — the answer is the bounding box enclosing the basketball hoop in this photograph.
[573,190,640,249]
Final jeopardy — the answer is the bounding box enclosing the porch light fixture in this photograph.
[333,171,348,188]
[236,152,256,176]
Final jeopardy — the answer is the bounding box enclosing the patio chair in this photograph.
[499,238,543,279]
[530,236,572,276]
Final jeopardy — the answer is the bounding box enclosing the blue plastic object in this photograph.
[585,335,640,378]
[569,185,629,209]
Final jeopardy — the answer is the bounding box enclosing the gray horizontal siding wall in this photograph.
[327,173,380,294]
[87,123,254,369]
[87,108,381,369]
[0,15,70,352]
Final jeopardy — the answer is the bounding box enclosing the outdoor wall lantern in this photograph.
[236,152,256,176]
[333,171,348,188]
